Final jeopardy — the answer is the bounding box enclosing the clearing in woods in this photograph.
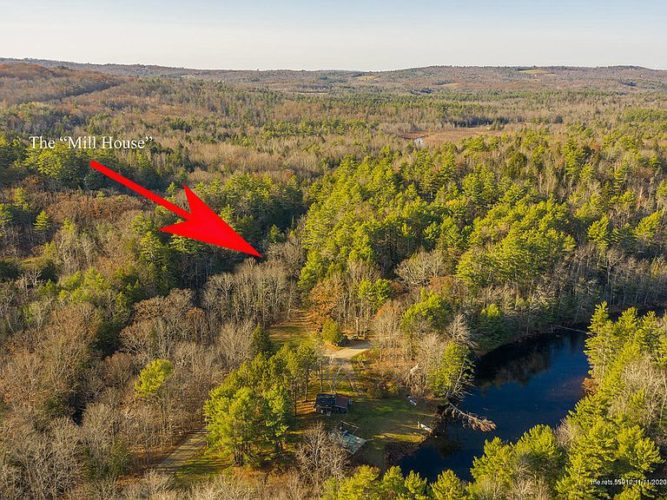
[164,309,435,482]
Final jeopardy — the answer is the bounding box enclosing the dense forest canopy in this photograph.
[0,61,666,499]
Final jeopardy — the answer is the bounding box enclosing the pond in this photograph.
[398,329,589,481]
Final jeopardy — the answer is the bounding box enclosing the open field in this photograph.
[268,310,315,348]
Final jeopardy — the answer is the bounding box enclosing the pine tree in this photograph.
[556,417,617,498]
[13,187,29,211]
[588,216,610,253]
[0,203,12,237]
[430,470,466,499]
[427,341,473,399]
[402,470,428,498]
[134,359,173,398]
[251,325,273,356]
[206,386,262,465]
[323,465,381,499]
[34,210,50,232]
[469,437,516,497]
[205,384,290,466]
[321,318,343,345]
[514,425,563,486]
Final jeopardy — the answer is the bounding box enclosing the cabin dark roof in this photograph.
[315,393,351,410]
[334,394,350,409]
[315,394,335,407]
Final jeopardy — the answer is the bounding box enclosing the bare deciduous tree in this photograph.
[204,260,292,328]
[295,423,348,488]
[0,416,82,499]
[216,321,255,370]
[120,289,194,363]
[396,249,445,288]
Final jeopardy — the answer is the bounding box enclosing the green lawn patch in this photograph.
[269,310,315,349]
[326,396,435,468]
[174,450,229,486]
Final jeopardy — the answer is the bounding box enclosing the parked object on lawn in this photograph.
[418,421,433,433]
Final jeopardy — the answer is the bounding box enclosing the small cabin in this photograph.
[315,393,351,414]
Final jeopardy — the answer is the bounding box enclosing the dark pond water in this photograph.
[399,329,589,481]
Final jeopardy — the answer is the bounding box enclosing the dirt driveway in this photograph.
[155,429,208,474]
[326,340,370,363]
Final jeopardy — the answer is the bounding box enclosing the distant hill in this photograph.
[1,57,666,93]
[0,62,123,104]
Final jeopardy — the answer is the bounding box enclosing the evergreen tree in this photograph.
[321,318,344,345]
[13,187,30,211]
[134,359,173,398]
[427,341,473,399]
[33,210,50,232]
[469,437,516,497]
[588,216,610,253]
[251,325,273,356]
[0,203,12,237]
[205,353,292,465]
[430,470,466,500]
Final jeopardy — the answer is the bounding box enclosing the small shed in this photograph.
[334,430,367,455]
[315,393,351,414]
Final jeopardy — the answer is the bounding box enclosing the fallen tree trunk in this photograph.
[443,403,496,432]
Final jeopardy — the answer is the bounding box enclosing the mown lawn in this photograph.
[174,450,229,486]
[295,350,438,469]
[326,396,436,468]
[268,310,315,349]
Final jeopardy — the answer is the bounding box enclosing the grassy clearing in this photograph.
[332,352,437,468]
[174,450,229,486]
[327,396,435,468]
[269,309,315,349]
[175,315,437,482]
[518,68,552,75]
[299,350,438,469]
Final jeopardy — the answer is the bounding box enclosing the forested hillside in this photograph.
[0,61,665,499]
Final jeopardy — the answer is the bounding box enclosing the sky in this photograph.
[1,0,666,71]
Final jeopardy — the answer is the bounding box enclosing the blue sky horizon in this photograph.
[1,0,665,71]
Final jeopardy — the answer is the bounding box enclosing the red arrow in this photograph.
[89,160,261,257]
